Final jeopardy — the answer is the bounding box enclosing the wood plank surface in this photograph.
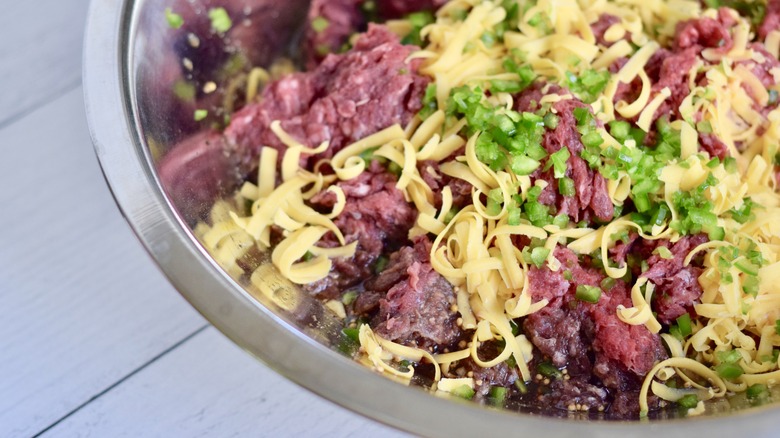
[43,327,408,438]
[0,88,206,437]
[0,0,91,128]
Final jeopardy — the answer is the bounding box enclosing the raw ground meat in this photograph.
[160,25,429,220]
[375,261,460,349]
[675,9,736,51]
[225,25,429,172]
[590,288,669,376]
[700,134,730,159]
[591,14,621,47]
[522,246,668,416]
[305,162,417,298]
[303,0,449,67]
[304,0,365,69]
[640,235,708,324]
[377,0,449,18]
[523,302,593,376]
[760,0,780,41]
[611,234,708,323]
[160,0,768,421]
[353,236,461,350]
[418,160,474,209]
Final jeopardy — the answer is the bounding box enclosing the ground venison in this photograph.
[160,25,429,220]
[653,268,704,324]
[608,391,660,420]
[303,0,450,67]
[542,93,590,155]
[523,301,593,376]
[375,252,461,350]
[591,14,621,47]
[608,232,639,266]
[364,245,418,294]
[554,246,605,289]
[377,0,449,18]
[353,290,384,315]
[224,24,429,174]
[361,235,433,293]
[526,266,571,304]
[746,43,780,91]
[640,234,708,283]
[675,9,735,51]
[526,247,600,307]
[642,10,736,124]
[590,170,614,221]
[644,47,699,121]
[306,163,417,298]
[457,349,519,401]
[590,285,668,377]
[522,246,668,416]
[304,0,365,69]
[592,354,643,393]
[700,133,730,159]
[609,234,707,324]
[760,0,780,41]
[347,236,461,350]
[641,234,708,323]
[547,99,614,222]
[418,160,474,210]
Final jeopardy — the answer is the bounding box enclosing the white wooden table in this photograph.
[0,2,407,436]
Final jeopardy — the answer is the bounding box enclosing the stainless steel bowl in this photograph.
[83,0,780,436]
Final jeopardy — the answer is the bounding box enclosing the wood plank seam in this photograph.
[31,324,210,438]
[0,79,82,131]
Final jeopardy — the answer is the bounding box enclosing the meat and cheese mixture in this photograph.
[159,0,780,419]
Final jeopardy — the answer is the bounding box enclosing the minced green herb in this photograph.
[576,285,602,303]
[193,109,208,121]
[311,16,330,33]
[564,69,611,104]
[678,394,699,409]
[208,7,232,33]
[401,11,435,46]
[451,385,476,400]
[419,84,438,119]
[165,8,184,29]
